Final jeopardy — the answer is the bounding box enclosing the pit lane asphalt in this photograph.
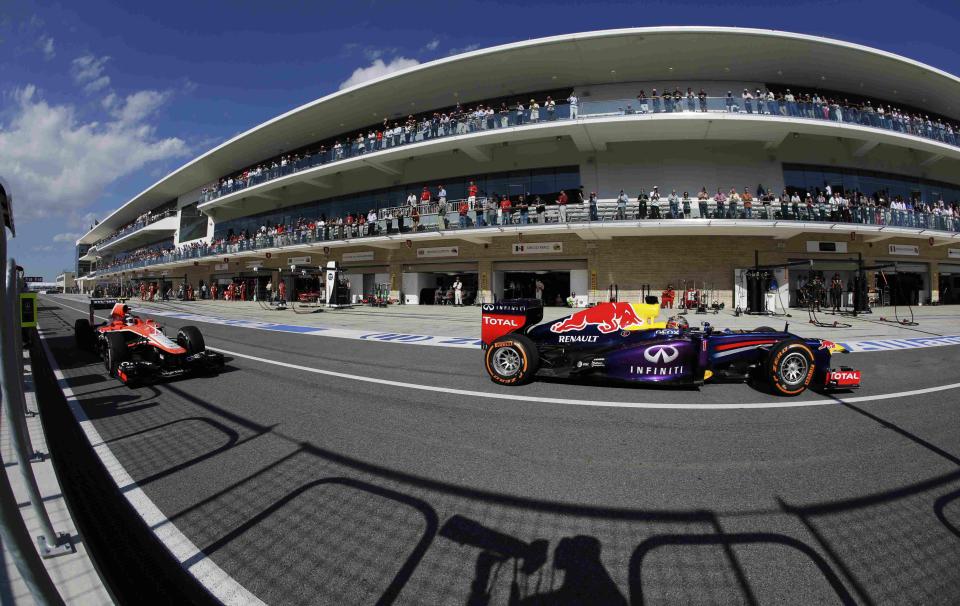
[38,295,960,605]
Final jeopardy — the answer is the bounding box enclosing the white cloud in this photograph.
[447,43,480,56]
[71,54,111,94]
[111,90,171,125]
[0,84,189,221]
[424,39,439,52]
[52,232,82,242]
[37,35,54,60]
[339,57,420,90]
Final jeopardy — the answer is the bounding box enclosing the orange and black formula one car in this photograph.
[74,298,223,386]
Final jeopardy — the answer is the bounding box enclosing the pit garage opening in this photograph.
[939,264,960,304]
[876,263,929,306]
[492,260,588,306]
[788,259,860,309]
[402,262,478,305]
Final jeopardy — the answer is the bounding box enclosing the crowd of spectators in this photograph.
[197,84,960,205]
[617,86,958,145]
[93,208,176,248]
[92,81,960,249]
[92,182,960,275]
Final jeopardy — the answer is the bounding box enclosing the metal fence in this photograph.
[0,179,71,606]
[86,195,960,278]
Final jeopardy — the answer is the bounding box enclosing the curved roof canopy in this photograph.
[79,26,960,244]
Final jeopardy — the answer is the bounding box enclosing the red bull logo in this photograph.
[551,302,645,334]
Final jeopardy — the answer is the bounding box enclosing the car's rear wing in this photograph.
[480,299,543,349]
[89,297,126,324]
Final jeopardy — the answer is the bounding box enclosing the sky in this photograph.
[1,0,958,280]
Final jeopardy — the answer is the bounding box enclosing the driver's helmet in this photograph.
[124,315,136,326]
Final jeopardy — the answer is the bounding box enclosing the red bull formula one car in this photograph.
[481,298,861,396]
[74,298,224,385]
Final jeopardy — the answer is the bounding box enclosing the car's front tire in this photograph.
[485,334,539,386]
[74,319,93,350]
[104,332,128,377]
[176,326,205,354]
[766,339,815,396]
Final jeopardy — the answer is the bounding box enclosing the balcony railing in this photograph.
[94,197,960,276]
[93,209,178,249]
[199,97,960,205]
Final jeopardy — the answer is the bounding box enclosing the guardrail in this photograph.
[92,208,178,250]
[0,180,71,605]
[198,96,959,205]
[90,196,960,276]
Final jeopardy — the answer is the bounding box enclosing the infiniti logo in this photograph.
[644,345,679,364]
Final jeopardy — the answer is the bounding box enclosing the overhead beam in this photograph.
[253,191,281,201]
[362,240,402,249]
[920,153,944,167]
[575,229,612,240]
[457,235,494,244]
[853,140,880,157]
[864,232,894,243]
[569,128,606,152]
[304,177,331,189]
[460,145,492,163]
[363,159,402,176]
[763,132,790,150]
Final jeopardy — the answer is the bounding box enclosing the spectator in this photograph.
[616,190,628,220]
[568,92,579,119]
[668,189,680,219]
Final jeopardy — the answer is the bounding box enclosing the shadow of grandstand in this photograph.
[934,489,960,540]
[185,475,439,606]
[628,531,855,605]
[38,306,960,605]
[150,382,960,605]
[99,415,271,487]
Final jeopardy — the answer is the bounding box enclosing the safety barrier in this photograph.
[0,179,72,606]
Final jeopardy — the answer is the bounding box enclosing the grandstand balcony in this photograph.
[90,210,178,254]
[76,27,960,248]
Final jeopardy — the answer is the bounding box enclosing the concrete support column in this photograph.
[930,262,939,304]
[477,259,492,305]
[585,243,600,305]
[389,262,403,303]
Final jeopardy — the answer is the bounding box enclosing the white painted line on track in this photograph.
[45,296,960,410]
[209,345,960,411]
[38,329,266,606]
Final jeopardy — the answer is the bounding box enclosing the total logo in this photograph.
[643,345,679,364]
[483,316,521,327]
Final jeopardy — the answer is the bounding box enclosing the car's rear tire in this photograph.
[74,319,93,350]
[766,339,815,396]
[104,332,128,377]
[176,326,205,354]
[753,326,777,333]
[485,334,539,386]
